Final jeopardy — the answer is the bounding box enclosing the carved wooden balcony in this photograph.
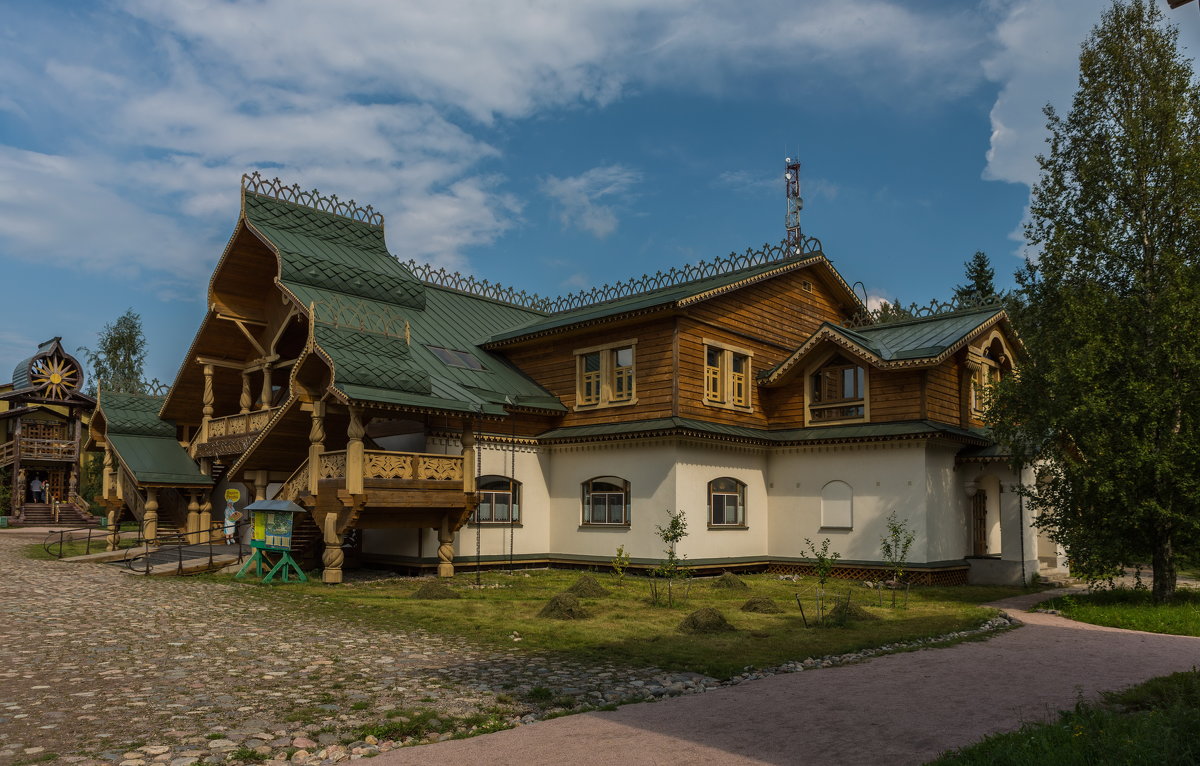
[277,449,472,526]
[18,437,78,462]
[193,407,282,457]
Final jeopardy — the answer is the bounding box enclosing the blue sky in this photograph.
[2,0,1199,384]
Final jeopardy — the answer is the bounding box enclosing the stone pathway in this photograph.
[0,529,701,765]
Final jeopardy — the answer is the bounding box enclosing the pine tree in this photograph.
[952,251,996,303]
[990,0,1200,602]
[79,309,148,395]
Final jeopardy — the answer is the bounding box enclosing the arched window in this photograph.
[708,478,746,526]
[582,476,630,525]
[809,354,866,423]
[821,480,853,529]
[475,475,520,523]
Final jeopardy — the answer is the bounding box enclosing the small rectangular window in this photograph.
[731,354,748,406]
[580,352,601,405]
[611,347,634,401]
[427,346,485,370]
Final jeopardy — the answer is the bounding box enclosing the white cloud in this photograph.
[542,165,642,239]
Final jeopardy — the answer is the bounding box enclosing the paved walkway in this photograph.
[371,589,1200,766]
[0,529,678,765]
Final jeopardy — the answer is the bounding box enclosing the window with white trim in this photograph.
[474,475,520,523]
[574,340,637,409]
[582,476,630,525]
[703,340,753,410]
[708,477,746,526]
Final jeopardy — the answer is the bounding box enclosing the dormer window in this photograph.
[971,335,1012,416]
[809,353,867,424]
[574,340,637,409]
[427,346,485,370]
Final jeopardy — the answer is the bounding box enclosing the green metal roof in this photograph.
[486,254,829,344]
[98,392,175,438]
[242,191,564,415]
[97,391,211,486]
[840,308,1004,361]
[535,417,988,445]
[107,433,212,486]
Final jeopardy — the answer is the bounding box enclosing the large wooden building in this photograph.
[88,174,1063,585]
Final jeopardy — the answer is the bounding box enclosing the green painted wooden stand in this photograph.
[235,499,310,584]
[235,546,307,583]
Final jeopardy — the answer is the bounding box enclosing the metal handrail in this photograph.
[123,519,250,575]
[41,523,130,559]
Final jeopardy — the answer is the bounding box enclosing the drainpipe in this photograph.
[1018,470,1027,587]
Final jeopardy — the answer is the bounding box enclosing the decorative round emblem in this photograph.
[29,348,83,400]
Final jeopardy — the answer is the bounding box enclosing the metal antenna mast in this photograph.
[784,157,804,252]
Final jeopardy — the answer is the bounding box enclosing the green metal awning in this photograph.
[107,433,213,486]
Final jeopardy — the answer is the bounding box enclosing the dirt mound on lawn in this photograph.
[566,574,609,598]
[538,592,589,620]
[740,597,783,614]
[711,572,749,590]
[678,607,736,633]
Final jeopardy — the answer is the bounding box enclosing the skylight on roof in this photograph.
[427,345,485,370]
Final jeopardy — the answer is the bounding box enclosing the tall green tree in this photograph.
[79,309,148,395]
[953,251,996,303]
[990,0,1200,602]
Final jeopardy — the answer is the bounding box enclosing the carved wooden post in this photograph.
[201,363,215,438]
[308,402,325,497]
[15,468,25,516]
[437,514,455,578]
[240,371,252,415]
[199,458,216,541]
[186,491,201,543]
[144,488,159,544]
[346,406,364,496]
[101,447,113,500]
[253,470,268,502]
[461,420,476,493]
[322,512,344,584]
[106,507,120,551]
[259,363,273,411]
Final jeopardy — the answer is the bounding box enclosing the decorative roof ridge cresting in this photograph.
[241,172,385,227]
[840,294,1006,329]
[404,236,823,314]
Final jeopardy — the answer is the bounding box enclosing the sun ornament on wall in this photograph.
[26,342,84,400]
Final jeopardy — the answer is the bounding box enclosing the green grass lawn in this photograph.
[929,670,1200,765]
[24,536,137,561]
[1044,588,1200,637]
[219,569,1025,679]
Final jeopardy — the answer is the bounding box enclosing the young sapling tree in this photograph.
[879,510,916,607]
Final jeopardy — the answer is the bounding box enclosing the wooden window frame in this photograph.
[573,340,638,411]
[805,350,869,426]
[702,339,754,412]
[708,477,748,528]
[970,332,1012,418]
[471,475,521,525]
[581,476,631,527]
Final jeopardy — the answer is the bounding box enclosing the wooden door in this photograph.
[971,491,988,556]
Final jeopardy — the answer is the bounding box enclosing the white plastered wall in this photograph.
[670,440,769,561]
[766,441,930,563]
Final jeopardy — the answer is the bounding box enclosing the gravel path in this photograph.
[368,589,1200,766]
[0,529,695,765]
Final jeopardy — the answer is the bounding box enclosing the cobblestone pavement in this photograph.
[0,530,687,766]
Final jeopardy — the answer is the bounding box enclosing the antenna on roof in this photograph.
[784,156,804,253]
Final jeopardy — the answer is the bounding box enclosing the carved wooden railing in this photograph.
[363,450,464,481]
[19,438,76,461]
[275,459,311,503]
[205,407,280,440]
[0,440,13,468]
[310,450,464,483]
[119,466,146,521]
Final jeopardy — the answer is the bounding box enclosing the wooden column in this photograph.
[322,512,344,584]
[437,514,455,578]
[259,363,273,411]
[253,470,268,502]
[239,371,252,415]
[101,447,113,500]
[201,363,215,436]
[346,406,364,496]
[199,458,216,542]
[106,507,120,552]
[308,402,325,497]
[143,488,159,544]
[461,420,476,493]
[186,491,201,543]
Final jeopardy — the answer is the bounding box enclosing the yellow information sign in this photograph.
[225,488,241,502]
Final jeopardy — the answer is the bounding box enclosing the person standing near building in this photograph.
[30,476,44,503]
